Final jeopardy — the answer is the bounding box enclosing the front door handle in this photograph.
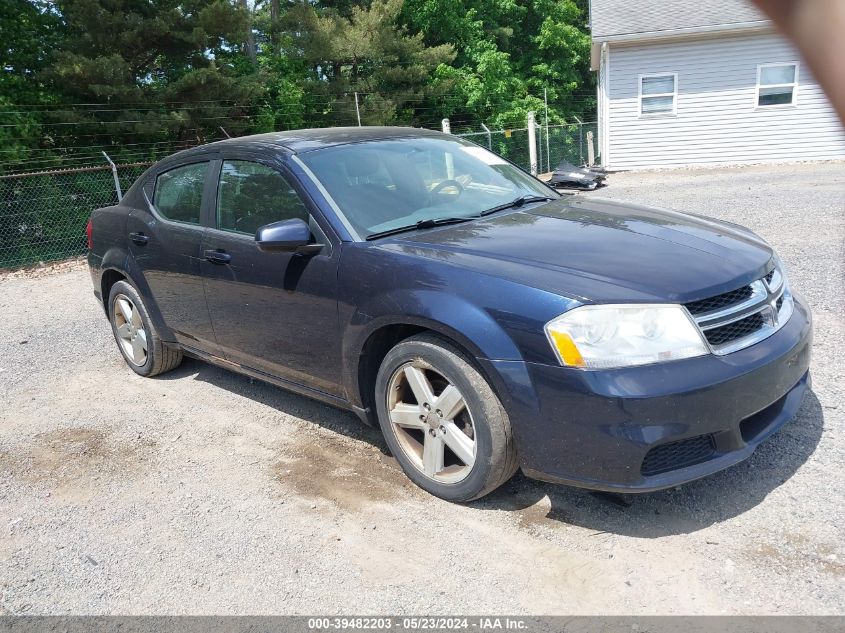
[129,232,149,245]
[204,249,231,265]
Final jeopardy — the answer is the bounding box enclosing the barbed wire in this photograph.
[0,89,597,111]
[0,89,597,176]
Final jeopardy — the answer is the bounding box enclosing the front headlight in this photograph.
[544,304,709,369]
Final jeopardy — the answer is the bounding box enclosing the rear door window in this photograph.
[153,162,208,224]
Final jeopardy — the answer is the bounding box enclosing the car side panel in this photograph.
[89,203,179,341]
[119,162,220,353]
[200,229,345,396]
[198,151,346,397]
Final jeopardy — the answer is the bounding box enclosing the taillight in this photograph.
[86,217,93,250]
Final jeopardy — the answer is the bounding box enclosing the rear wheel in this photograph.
[374,334,518,502]
[108,280,182,377]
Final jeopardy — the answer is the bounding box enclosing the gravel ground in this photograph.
[0,161,843,615]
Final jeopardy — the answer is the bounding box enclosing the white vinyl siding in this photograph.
[601,31,845,169]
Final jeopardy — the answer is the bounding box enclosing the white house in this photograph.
[589,0,845,169]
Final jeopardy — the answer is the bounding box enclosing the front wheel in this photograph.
[374,334,518,502]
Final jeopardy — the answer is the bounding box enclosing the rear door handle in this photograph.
[129,232,149,245]
[204,249,231,265]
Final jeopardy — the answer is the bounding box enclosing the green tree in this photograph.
[35,0,265,158]
[0,0,62,163]
[285,0,455,126]
[400,0,593,129]
[2,0,595,162]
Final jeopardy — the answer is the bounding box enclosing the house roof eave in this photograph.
[591,20,772,45]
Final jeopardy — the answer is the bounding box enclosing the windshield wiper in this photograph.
[364,195,554,240]
[479,195,554,217]
[365,216,475,241]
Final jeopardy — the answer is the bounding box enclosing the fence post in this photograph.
[527,111,538,176]
[578,124,584,165]
[481,123,492,150]
[544,89,551,171]
[102,151,122,202]
[354,92,362,127]
[586,130,595,166]
[536,124,544,173]
[573,115,585,165]
[442,119,454,178]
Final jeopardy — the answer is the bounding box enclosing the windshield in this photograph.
[298,136,557,239]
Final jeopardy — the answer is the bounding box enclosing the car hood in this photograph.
[379,196,774,303]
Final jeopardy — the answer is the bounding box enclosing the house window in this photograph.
[757,63,798,107]
[639,74,677,116]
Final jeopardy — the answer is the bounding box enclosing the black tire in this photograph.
[374,333,518,502]
[107,280,182,377]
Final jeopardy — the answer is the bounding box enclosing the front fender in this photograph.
[337,243,580,409]
[349,289,524,360]
[342,289,534,411]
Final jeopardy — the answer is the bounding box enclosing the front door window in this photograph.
[216,160,309,234]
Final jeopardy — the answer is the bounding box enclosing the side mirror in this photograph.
[255,218,323,255]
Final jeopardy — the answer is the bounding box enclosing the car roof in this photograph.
[169,126,447,161]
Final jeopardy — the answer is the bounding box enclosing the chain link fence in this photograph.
[0,162,150,269]
[457,121,599,174]
[538,122,600,172]
[456,128,532,172]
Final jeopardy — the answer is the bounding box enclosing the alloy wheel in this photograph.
[113,294,148,366]
[386,362,477,484]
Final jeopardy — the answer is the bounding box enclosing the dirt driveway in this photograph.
[1,162,843,615]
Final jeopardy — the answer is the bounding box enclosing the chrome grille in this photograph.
[685,265,793,355]
[703,312,765,346]
[685,285,753,316]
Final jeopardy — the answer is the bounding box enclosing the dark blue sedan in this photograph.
[87,127,812,501]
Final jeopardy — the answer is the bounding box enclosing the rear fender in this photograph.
[100,246,176,342]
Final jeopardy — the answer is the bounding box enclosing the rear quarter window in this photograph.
[153,163,208,224]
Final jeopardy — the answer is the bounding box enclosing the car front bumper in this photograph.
[480,293,813,492]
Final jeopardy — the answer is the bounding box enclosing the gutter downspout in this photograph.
[599,42,611,168]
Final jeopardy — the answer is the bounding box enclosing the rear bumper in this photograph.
[481,294,813,492]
